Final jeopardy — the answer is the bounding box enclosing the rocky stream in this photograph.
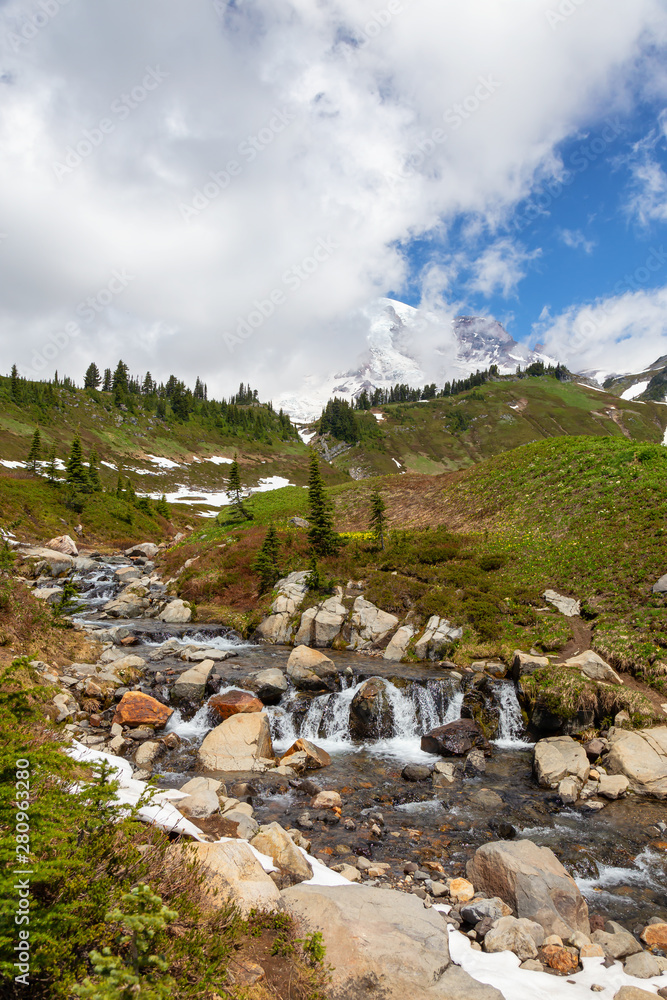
[17,537,667,1000]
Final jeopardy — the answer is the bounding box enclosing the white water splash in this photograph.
[493,683,533,749]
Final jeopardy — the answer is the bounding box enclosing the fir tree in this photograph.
[88,448,101,491]
[226,455,252,520]
[26,428,41,473]
[156,494,170,518]
[84,363,101,389]
[10,364,21,403]
[252,527,280,593]
[307,452,339,556]
[102,368,112,392]
[369,488,387,550]
[65,435,90,492]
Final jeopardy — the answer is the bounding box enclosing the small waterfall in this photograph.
[493,682,533,748]
[443,689,463,724]
[268,676,464,762]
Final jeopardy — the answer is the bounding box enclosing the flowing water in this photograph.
[72,556,667,926]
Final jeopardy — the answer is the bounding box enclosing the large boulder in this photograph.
[112,692,173,728]
[605,726,667,798]
[483,915,543,961]
[22,547,74,578]
[198,712,274,772]
[46,534,78,556]
[564,650,623,685]
[349,677,394,740]
[414,616,463,660]
[125,542,159,559]
[466,839,590,936]
[281,883,452,1000]
[511,649,549,680]
[294,597,348,647]
[383,624,415,661]
[208,690,263,721]
[250,822,313,885]
[181,841,281,916]
[421,719,491,757]
[348,597,398,649]
[287,645,337,678]
[533,735,590,791]
[171,660,214,703]
[158,599,192,623]
[249,668,288,705]
[254,613,293,645]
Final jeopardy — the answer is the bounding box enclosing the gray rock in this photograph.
[436,965,505,999]
[511,649,549,680]
[591,921,642,959]
[461,898,511,925]
[171,659,214,703]
[294,596,348,647]
[414,616,463,660]
[349,677,394,739]
[623,951,661,979]
[534,735,590,789]
[543,589,580,616]
[348,597,398,650]
[402,763,432,781]
[250,822,313,885]
[564,650,623,685]
[467,839,590,937]
[286,645,337,678]
[483,915,541,961]
[198,713,273,772]
[281,883,458,999]
[158,599,192,623]
[383,625,415,661]
[134,741,161,767]
[178,789,220,819]
[251,668,288,704]
[605,727,667,798]
[652,574,667,594]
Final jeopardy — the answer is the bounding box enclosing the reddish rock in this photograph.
[420,719,491,757]
[641,922,667,950]
[112,691,173,729]
[208,690,263,722]
[540,944,579,974]
[120,635,139,646]
[281,738,331,769]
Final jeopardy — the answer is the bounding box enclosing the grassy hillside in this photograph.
[164,437,667,694]
[316,377,667,478]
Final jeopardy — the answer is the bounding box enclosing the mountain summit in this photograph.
[277,297,554,422]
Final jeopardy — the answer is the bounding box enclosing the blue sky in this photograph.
[394,101,667,362]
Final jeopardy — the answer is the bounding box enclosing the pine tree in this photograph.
[88,448,101,491]
[156,494,170,518]
[66,435,90,492]
[369,488,387,550]
[26,428,41,473]
[226,455,252,520]
[307,452,339,556]
[84,363,101,389]
[252,526,280,593]
[102,368,112,392]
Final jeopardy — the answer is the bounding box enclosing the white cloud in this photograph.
[623,115,667,226]
[533,285,667,374]
[0,0,665,394]
[467,239,542,298]
[558,227,596,254]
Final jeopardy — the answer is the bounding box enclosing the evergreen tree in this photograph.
[46,447,58,483]
[369,488,387,550]
[26,428,41,473]
[252,526,280,593]
[84,363,101,389]
[88,448,101,492]
[307,452,339,556]
[226,456,252,520]
[156,494,170,518]
[65,435,90,492]
[10,364,21,403]
[102,368,112,392]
